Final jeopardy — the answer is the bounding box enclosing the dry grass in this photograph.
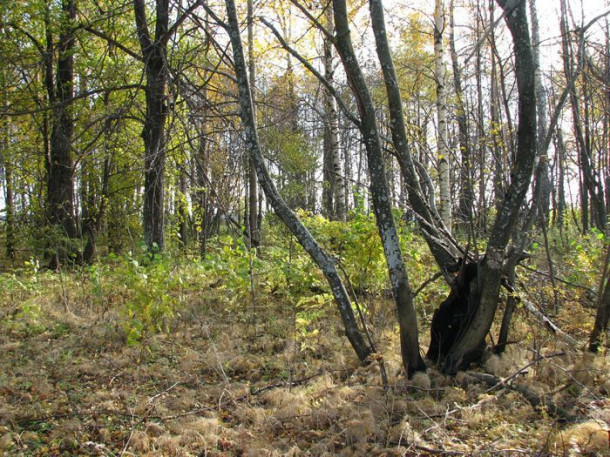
[0,267,608,456]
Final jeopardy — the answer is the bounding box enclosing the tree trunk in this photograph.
[442,0,538,373]
[246,0,260,246]
[322,6,345,221]
[134,0,169,252]
[529,0,551,226]
[46,0,78,245]
[434,0,452,232]
[178,165,189,250]
[589,246,610,352]
[332,0,426,377]
[450,0,473,233]
[1,66,15,260]
[82,94,113,264]
[489,5,505,216]
[475,0,487,233]
[3,150,15,261]
[223,0,372,364]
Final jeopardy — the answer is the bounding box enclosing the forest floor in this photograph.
[0,258,609,456]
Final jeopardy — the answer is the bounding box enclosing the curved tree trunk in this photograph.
[332,0,425,377]
[223,0,372,364]
[442,0,538,374]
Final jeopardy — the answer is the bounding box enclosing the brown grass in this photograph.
[0,266,608,456]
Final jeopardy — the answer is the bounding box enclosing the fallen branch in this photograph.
[483,351,565,393]
[521,299,580,348]
[463,371,577,423]
[249,371,325,397]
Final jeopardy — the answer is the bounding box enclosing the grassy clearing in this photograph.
[0,234,609,456]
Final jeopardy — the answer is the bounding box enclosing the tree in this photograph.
[322,6,345,221]
[0,59,15,260]
[46,0,79,261]
[589,245,610,353]
[529,0,550,226]
[246,0,260,247]
[133,0,201,252]
[434,0,452,232]
[441,0,538,373]
[449,0,474,232]
[220,0,372,364]
[133,0,170,252]
[333,0,425,376]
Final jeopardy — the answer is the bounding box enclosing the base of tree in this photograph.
[427,261,486,372]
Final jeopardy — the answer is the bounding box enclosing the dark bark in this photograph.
[246,0,260,247]
[428,261,484,363]
[46,0,78,244]
[450,0,474,232]
[589,246,610,352]
[223,0,372,364]
[134,0,170,252]
[442,0,538,374]
[330,0,425,377]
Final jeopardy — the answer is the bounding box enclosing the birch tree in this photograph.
[322,6,345,221]
[434,0,451,231]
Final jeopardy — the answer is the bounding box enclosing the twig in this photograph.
[413,271,444,298]
[147,406,215,421]
[413,444,464,455]
[483,351,565,393]
[146,381,182,405]
[249,371,325,396]
[336,260,389,390]
[518,264,595,293]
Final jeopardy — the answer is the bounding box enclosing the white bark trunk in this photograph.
[435,0,452,232]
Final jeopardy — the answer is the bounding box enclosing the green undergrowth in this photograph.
[0,222,608,456]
